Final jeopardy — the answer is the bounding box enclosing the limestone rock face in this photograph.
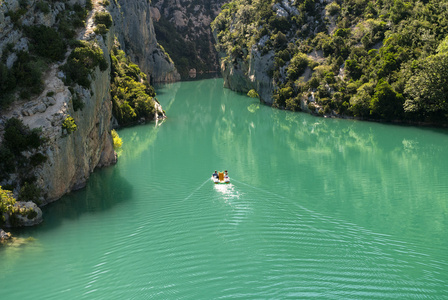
[151,0,228,76]
[20,23,117,204]
[247,50,275,104]
[219,48,275,104]
[111,0,180,83]
[0,0,170,205]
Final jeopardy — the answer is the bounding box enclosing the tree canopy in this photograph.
[213,0,448,124]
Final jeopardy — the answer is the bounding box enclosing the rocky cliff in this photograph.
[111,0,180,83]
[0,0,173,207]
[151,0,227,78]
[218,43,275,105]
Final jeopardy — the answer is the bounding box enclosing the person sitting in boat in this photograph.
[224,170,229,180]
[212,170,219,179]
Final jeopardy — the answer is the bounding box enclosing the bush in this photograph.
[0,146,16,178]
[326,2,340,16]
[12,51,45,95]
[5,8,27,25]
[110,46,156,125]
[247,89,259,98]
[86,0,93,11]
[0,186,16,226]
[30,153,47,167]
[94,24,109,35]
[27,209,38,219]
[0,62,16,107]
[287,52,309,81]
[18,182,41,202]
[3,118,43,152]
[62,115,77,134]
[94,11,113,29]
[111,129,123,150]
[61,41,108,87]
[36,1,50,14]
[24,25,67,61]
[308,102,316,111]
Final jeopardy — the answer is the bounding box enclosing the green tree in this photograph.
[370,79,404,120]
[404,53,448,120]
[287,53,309,81]
[247,89,259,98]
[0,186,16,226]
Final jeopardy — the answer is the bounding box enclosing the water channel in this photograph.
[1,78,447,298]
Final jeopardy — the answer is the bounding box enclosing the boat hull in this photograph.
[211,176,230,184]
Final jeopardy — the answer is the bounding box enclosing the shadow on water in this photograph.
[10,165,133,236]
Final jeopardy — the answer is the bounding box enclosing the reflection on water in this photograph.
[213,183,240,203]
[13,166,132,237]
[1,78,447,299]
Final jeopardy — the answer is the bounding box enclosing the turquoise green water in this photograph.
[1,78,448,298]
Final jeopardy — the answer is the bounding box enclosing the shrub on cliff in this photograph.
[111,130,123,150]
[0,118,46,184]
[18,182,41,203]
[0,186,16,226]
[110,46,156,125]
[61,41,108,88]
[62,115,77,134]
[0,51,46,101]
[23,25,67,61]
[94,11,113,29]
[3,118,43,152]
[1,185,40,227]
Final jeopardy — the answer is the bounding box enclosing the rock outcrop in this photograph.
[2,201,43,227]
[0,229,12,243]
[220,48,275,104]
[151,0,228,78]
[111,0,180,83]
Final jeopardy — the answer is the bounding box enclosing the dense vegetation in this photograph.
[110,44,158,125]
[60,40,108,88]
[212,0,448,124]
[0,0,92,108]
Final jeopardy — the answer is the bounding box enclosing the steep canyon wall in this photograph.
[0,0,175,205]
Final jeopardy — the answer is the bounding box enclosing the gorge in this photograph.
[1,1,448,296]
[1,78,447,298]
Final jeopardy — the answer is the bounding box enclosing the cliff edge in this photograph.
[0,0,175,206]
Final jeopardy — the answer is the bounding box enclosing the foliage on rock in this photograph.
[110,44,157,125]
[0,0,92,107]
[213,0,448,124]
[94,11,113,35]
[61,40,108,88]
[0,186,16,226]
[62,115,77,134]
[111,129,123,150]
[0,118,46,201]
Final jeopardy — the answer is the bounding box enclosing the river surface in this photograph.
[1,78,448,299]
